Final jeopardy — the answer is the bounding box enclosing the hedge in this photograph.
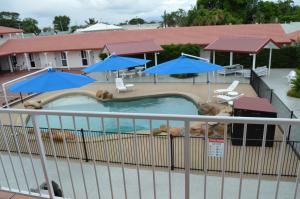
[102,44,300,69]
[215,45,300,69]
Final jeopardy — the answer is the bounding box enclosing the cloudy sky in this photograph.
[1,0,197,27]
[1,0,300,28]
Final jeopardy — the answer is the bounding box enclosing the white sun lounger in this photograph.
[214,93,244,105]
[115,78,134,93]
[214,80,239,94]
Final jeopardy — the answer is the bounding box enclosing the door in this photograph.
[81,51,88,66]
[29,53,35,67]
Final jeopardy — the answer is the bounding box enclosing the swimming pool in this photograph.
[27,95,200,133]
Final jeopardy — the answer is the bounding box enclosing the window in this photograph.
[61,52,68,66]
[0,35,3,38]
[81,50,88,66]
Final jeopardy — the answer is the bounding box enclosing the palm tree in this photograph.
[84,18,98,26]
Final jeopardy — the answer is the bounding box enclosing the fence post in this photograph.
[270,89,273,103]
[170,134,174,170]
[32,115,55,198]
[287,111,294,141]
[81,128,89,162]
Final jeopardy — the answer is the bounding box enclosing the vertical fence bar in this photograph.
[7,112,30,193]
[238,123,248,199]
[220,123,228,199]
[45,115,64,196]
[132,119,142,199]
[0,119,20,192]
[149,120,157,199]
[184,120,190,199]
[58,116,76,199]
[288,111,294,141]
[256,124,267,199]
[19,114,41,195]
[100,117,114,199]
[72,117,89,199]
[170,134,174,170]
[204,122,208,199]
[166,120,172,199]
[274,124,289,199]
[87,117,102,199]
[0,150,11,190]
[80,128,88,162]
[116,118,128,199]
[293,161,300,199]
[270,89,273,103]
[31,115,55,198]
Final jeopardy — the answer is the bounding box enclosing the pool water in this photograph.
[27,95,200,133]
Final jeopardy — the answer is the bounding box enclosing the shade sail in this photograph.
[143,55,223,74]
[9,69,95,93]
[82,55,151,73]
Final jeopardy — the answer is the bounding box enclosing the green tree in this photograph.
[163,9,187,27]
[84,18,98,26]
[53,15,70,31]
[128,17,145,25]
[42,27,52,32]
[22,18,41,35]
[0,11,21,28]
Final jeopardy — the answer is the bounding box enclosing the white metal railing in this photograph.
[0,108,299,199]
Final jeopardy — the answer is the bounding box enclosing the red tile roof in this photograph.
[104,40,163,55]
[288,30,300,41]
[204,37,280,53]
[0,26,23,34]
[0,24,291,56]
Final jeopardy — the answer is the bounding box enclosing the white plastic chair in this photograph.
[115,78,134,93]
[214,93,244,104]
[214,80,239,94]
[286,70,297,83]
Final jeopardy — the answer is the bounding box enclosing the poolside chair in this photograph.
[243,66,268,78]
[214,93,244,105]
[115,78,134,93]
[214,80,239,94]
[286,70,297,83]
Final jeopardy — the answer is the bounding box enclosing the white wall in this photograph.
[0,33,18,45]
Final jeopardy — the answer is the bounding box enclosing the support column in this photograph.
[213,51,216,64]
[229,52,233,66]
[65,51,70,70]
[144,53,147,69]
[44,52,48,67]
[87,50,92,65]
[7,56,13,72]
[24,53,30,71]
[252,54,257,70]
[268,48,272,75]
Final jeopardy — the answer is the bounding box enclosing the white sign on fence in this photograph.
[208,138,224,157]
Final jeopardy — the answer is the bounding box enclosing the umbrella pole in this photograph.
[207,73,211,102]
[154,74,156,84]
[193,76,195,85]
[20,92,24,103]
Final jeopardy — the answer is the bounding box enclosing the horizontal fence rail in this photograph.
[0,108,299,199]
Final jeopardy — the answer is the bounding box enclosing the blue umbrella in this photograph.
[9,69,96,93]
[82,55,151,73]
[144,54,223,101]
[143,55,223,74]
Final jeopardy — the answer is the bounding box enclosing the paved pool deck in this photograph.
[261,69,300,118]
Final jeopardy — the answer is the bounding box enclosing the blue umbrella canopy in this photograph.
[144,55,223,74]
[82,55,151,73]
[9,69,96,93]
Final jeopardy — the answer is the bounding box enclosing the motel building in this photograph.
[0,23,299,73]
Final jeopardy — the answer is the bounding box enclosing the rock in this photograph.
[24,100,42,109]
[160,124,168,132]
[212,123,226,136]
[107,93,113,99]
[96,90,104,98]
[199,103,220,115]
[152,128,162,136]
[102,90,110,99]
[169,127,183,136]
[190,123,214,137]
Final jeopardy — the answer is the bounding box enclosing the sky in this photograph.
[1,0,197,28]
[1,0,300,28]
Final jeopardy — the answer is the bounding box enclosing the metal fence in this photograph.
[0,109,300,199]
[250,70,300,157]
[0,125,299,177]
